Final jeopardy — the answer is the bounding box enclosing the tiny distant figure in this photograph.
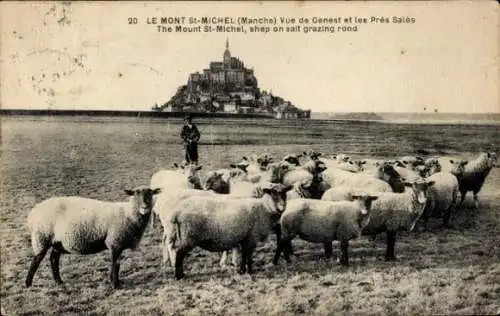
[181,115,200,164]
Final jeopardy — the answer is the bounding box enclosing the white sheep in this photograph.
[419,170,461,231]
[203,166,249,194]
[273,194,378,266]
[455,152,497,208]
[362,178,435,261]
[149,163,204,226]
[323,163,405,193]
[321,186,357,202]
[154,188,230,267]
[25,186,161,289]
[165,183,291,279]
[393,163,421,182]
[398,155,425,169]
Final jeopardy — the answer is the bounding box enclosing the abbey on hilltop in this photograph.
[154,39,311,119]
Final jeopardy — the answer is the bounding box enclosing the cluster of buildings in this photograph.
[154,40,310,119]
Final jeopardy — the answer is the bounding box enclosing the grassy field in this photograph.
[1,116,499,315]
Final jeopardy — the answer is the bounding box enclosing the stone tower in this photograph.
[223,38,231,66]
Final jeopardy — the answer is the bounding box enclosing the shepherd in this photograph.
[180,115,201,164]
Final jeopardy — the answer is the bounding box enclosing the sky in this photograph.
[0,1,498,113]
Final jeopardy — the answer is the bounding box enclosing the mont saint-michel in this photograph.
[154,40,311,119]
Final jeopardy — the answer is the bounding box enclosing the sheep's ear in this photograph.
[173,163,179,168]
[461,161,468,166]
[303,151,308,156]
[242,156,248,161]
[369,196,379,201]
[297,153,303,157]
[426,180,436,187]
[449,159,454,164]
[124,189,134,196]
[360,160,367,164]
[152,188,162,195]
[237,164,248,173]
[262,188,272,195]
[229,163,237,168]
[195,165,203,170]
[394,160,404,167]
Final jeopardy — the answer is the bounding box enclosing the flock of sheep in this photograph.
[25,150,497,289]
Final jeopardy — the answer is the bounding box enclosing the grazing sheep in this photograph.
[398,156,425,169]
[165,183,291,279]
[204,166,249,194]
[25,186,161,289]
[455,152,497,208]
[393,163,421,182]
[331,153,351,163]
[323,163,404,193]
[283,153,303,166]
[273,194,378,266]
[154,188,233,267]
[324,159,363,173]
[239,154,274,175]
[149,163,204,226]
[303,150,323,161]
[419,170,462,231]
[362,179,436,261]
[424,158,442,175]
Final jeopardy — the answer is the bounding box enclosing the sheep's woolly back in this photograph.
[424,172,459,216]
[169,195,277,251]
[281,199,370,242]
[363,188,426,234]
[457,152,497,193]
[462,152,496,177]
[322,168,392,193]
[27,196,150,254]
[321,187,354,202]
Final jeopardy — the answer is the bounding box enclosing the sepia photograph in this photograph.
[0,1,498,315]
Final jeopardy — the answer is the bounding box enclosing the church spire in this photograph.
[224,38,231,60]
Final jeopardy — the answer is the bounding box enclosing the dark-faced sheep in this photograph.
[166,183,291,279]
[455,152,497,208]
[273,194,378,266]
[362,179,435,261]
[25,186,161,289]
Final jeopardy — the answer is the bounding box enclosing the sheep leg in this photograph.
[49,249,64,285]
[273,238,291,265]
[174,248,189,280]
[473,191,480,209]
[246,246,255,274]
[458,190,467,207]
[231,248,239,267]
[324,242,333,259]
[162,233,171,267]
[421,215,430,232]
[339,240,349,267]
[219,251,228,268]
[442,207,453,228]
[109,249,123,289]
[25,247,49,288]
[238,246,247,274]
[385,231,397,261]
[277,226,295,257]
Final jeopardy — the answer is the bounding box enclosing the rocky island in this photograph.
[153,39,311,119]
